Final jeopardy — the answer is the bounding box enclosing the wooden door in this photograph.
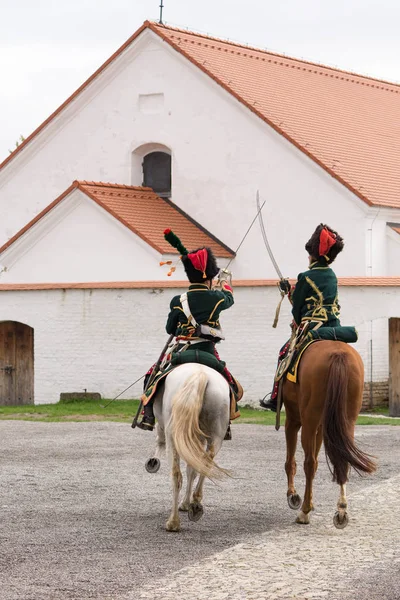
[389,317,400,417]
[0,321,34,405]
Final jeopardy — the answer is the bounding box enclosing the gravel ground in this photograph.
[0,421,399,600]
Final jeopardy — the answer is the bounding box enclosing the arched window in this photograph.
[142,151,171,198]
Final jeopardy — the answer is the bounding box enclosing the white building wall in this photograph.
[387,229,400,275]
[0,30,387,280]
[0,284,399,406]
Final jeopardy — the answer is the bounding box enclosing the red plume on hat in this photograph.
[187,248,208,279]
[319,227,336,257]
[162,228,219,281]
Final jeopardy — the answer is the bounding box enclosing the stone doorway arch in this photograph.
[0,321,34,405]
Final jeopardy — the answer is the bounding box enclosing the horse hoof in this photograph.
[166,519,181,532]
[296,511,310,525]
[287,494,302,510]
[145,458,160,473]
[179,502,189,512]
[333,511,349,529]
[188,502,204,522]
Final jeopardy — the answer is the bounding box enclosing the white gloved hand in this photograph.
[218,268,233,285]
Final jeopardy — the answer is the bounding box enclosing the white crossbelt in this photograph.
[180,293,197,327]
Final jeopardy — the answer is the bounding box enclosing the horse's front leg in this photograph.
[166,447,182,532]
[145,423,165,473]
[296,424,320,524]
[285,414,302,510]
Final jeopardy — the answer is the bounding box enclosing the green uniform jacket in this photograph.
[166,283,234,337]
[291,259,341,327]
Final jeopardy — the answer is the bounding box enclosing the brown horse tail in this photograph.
[323,351,376,485]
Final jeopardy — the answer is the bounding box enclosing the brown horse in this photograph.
[282,340,376,528]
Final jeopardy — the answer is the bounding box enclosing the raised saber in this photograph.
[223,198,266,272]
[256,191,288,328]
[256,190,284,280]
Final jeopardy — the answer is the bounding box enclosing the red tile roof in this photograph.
[388,222,400,235]
[0,181,234,257]
[151,23,400,209]
[0,278,399,291]
[2,21,400,208]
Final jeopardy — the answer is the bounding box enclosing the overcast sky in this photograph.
[1,0,399,162]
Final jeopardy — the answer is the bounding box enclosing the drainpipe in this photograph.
[366,211,379,408]
[369,331,373,409]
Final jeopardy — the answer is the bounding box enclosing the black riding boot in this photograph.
[259,393,277,412]
[137,402,155,431]
[224,424,232,441]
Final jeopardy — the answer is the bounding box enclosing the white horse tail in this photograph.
[170,371,229,480]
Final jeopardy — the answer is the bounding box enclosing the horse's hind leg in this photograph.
[166,447,182,532]
[179,465,197,512]
[296,424,319,525]
[333,483,349,529]
[285,415,302,510]
[188,441,217,522]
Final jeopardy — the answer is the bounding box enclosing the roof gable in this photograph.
[0,181,234,258]
[2,21,400,209]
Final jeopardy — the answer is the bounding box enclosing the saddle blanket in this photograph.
[286,339,317,383]
[285,326,358,384]
[141,350,241,420]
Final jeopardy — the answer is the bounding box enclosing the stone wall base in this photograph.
[362,381,388,410]
[60,392,101,404]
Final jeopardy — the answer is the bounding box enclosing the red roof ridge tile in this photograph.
[151,21,400,92]
[76,180,154,192]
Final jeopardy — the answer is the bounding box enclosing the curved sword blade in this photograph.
[256,191,284,280]
[224,199,266,270]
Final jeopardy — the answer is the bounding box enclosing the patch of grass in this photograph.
[0,399,141,422]
[0,399,399,425]
[361,405,389,415]
[356,415,400,425]
[236,406,280,426]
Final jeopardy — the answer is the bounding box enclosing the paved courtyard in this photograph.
[0,421,399,599]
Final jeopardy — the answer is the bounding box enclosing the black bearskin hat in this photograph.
[163,229,220,283]
[305,223,344,264]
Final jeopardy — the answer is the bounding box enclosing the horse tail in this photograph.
[323,351,376,484]
[170,371,229,480]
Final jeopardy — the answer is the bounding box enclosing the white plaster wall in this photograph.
[0,30,392,280]
[387,230,400,275]
[0,190,179,283]
[0,285,399,406]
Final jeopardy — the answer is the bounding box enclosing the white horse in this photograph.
[146,362,231,532]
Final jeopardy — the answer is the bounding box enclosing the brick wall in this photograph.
[362,381,389,409]
[0,285,398,406]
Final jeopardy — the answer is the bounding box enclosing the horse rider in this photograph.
[260,223,344,412]
[137,229,243,434]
